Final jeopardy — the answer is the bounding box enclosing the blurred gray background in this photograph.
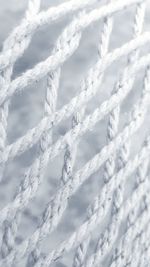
[0,1,150,266]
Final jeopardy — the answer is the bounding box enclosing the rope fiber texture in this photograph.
[0,0,150,266]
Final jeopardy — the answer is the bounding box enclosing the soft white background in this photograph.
[0,1,150,266]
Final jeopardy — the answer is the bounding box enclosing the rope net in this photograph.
[0,0,150,266]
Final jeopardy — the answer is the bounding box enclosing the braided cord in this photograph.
[1,89,150,266]
[3,31,150,165]
[112,67,150,267]
[84,0,145,237]
[0,0,40,181]
[1,5,149,249]
[73,4,114,266]
[129,211,150,267]
[105,3,147,265]
[33,135,150,267]
[0,0,41,259]
[0,0,145,107]
[84,178,150,267]
[110,191,150,267]
[82,53,149,267]
[26,68,60,267]
[0,30,149,243]
[0,0,149,266]
[0,82,149,228]
[112,0,145,221]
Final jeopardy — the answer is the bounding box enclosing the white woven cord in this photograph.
[0,0,150,267]
[3,32,150,164]
[1,87,150,266]
[0,0,41,259]
[73,3,114,265]
[83,3,146,266]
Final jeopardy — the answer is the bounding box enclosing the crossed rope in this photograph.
[0,0,150,266]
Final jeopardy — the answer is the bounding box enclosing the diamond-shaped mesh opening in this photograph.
[0,0,150,266]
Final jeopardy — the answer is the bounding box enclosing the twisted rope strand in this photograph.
[0,1,149,266]
[0,0,41,181]
[73,0,146,223]
[110,0,145,238]
[0,11,84,266]
[73,7,114,266]
[0,0,146,107]
[85,91,150,241]
[0,0,144,73]
[0,94,150,266]
[33,136,150,267]
[0,67,149,241]
[1,135,150,266]
[2,10,84,263]
[73,236,91,267]
[0,0,41,259]
[27,54,84,265]
[128,193,150,267]
[0,0,100,71]
[83,59,149,267]
[0,85,147,228]
[103,3,147,262]
[0,10,84,257]
[78,68,149,221]
[84,177,150,267]
[60,106,85,186]
[110,193,150,267]
[110,162,150,266]
[0,87,149,228]
[26,68,60,266]
[98,4,146,254]
[3,32,150,164]
[118,67,150,267]
[134,228,150,267]
[136,247,150,267]
[128,214,150,267]
[0,37,149,250]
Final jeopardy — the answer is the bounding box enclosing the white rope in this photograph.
[81,65,150,267]
[3,32,150,164]
[0,77,148,227]
[86,3,146,265]
[0,0,144,72]
[26,70,60,266]
[0,0,150,266]
[0,0,146,107]
[73,236,91,267]
[0,61,150,265]
[0,95,150,266]
[2,54,148,229]
[84,178,150,267]
[0,34,149,257]
[135,233,150,267]
[129,216,150,267]
[0,10,86,267]
[73,5,114,265]
[0,0,40,183]
[32,136,150,267]
[0,0,99,71]
[110,194,150,267]
[0,0,41,259]
[110,161,150,267]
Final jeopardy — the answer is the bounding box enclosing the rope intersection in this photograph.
[0,0,150,266]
